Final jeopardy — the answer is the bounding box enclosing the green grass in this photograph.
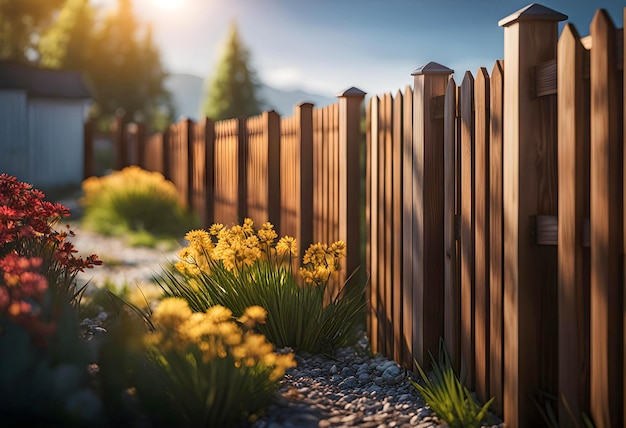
[410,339,494,428]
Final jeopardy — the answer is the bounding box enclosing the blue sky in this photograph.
[94,0,624,97]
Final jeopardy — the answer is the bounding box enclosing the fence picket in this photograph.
[444,78,460,371]
[488,60,504,415]
[401,86,415,370]
[474,67,490,402]
[589,10,623,428]
[558,23,590,426]
[460,71,476,388]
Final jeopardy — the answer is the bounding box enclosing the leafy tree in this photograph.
[201,21,263,121]
[38,0,95,70]
[88,0,173,130]
[38,0,173,132]
[0,0,65,62]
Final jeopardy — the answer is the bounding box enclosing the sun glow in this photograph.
[152,0,184,10]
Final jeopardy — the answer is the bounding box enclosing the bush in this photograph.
[0,174,104,426]
[157,219,367,354]
[80,166,196,245]
[129,298,295,427]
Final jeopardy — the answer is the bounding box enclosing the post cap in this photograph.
[337,87,366,97]
[411,61,454,76]
[498,3,567,27]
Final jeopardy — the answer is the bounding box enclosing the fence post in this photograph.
[267,111,281,229]
[338,87,366,286]
[297,103,314,260]
[411,62,453,369]
[237,117,247,222]
[184,118,194,208]
[204,117,215,227]
[111,112,125,170]
[135,122,146,169]
[83,119,94,178]
[499,4,566,427]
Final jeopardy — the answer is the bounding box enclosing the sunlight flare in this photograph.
[152,0,184,10]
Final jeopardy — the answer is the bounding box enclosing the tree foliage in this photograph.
[0,0,65,62]
[201,21,263,121]
[3,0,173,132]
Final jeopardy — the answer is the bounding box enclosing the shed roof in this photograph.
[0,61,91,99]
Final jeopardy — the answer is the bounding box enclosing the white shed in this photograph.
[0,61,91,190]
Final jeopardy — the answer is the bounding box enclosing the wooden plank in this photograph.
[489,59,504,415]
[237,117,247,222]
[411,62,451,368]
[500,6,566,427]
[392,90,404,364]
[313,109,323,243]
[377,96,386,353]
[590,10,623,428]
[204,118,215,227]
[83,120,94,178]
[444,77,460,371]
[460,71,475,388]
[383,92,394,358]
[299,104,314,261]
[338,88,365,294]
[365,98,375,354]
[369,96,380,355]
[558,23,590,427]
[474,67,490,402]
[401,86,414,369]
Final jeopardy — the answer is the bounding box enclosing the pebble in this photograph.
[248,335,504,428]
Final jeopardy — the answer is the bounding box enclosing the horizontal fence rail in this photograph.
[83,4,625,428]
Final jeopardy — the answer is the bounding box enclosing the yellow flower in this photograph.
[152,298,193,330]
[258,223,278,246]
[209,223,225,236]
[238,305,267,328]
[276,236,297,257]
[205,305,233,323]
[242,218,254,235]
[330,240,346,258]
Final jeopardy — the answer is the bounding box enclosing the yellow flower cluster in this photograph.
[175,218,298,274]
[147,298,296,380]
[81,166,179,209]
[299,241,346,285]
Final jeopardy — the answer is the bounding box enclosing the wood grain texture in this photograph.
[444,78,460,371]
[590,10,623,428]
[412,69,451,368]
[393,91,404,364]
[501,12,563,427]
[368,96,379,355]
[474,67,490,403]
[383,93,394,358]
[489,59,504,415]
[557,23,590,427]
[401,86,414,369]
[460,71,476,388]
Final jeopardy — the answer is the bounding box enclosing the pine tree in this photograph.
[201,21,262,121]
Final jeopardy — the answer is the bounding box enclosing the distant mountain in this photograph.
[164,73,335,121]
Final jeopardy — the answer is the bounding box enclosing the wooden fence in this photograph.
[83,4,625,427]
[366,4,624,428]
[87,90,366,290]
